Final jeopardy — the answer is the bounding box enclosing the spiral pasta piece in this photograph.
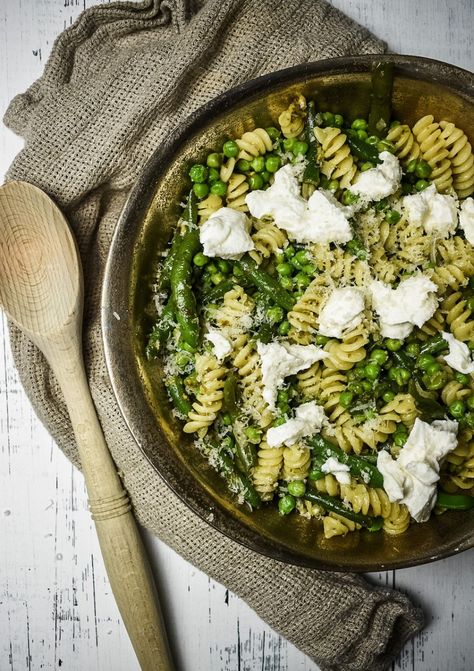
[323,513,360,538]
[233,334,272,427]
[441,434,474,495]
[441,379,472,406]
[442,292,474,342]
[197,194,223,223]
[220,157,236,183]
[314,127,357,189]
[226,173,249,212]
[183,354,226,436]
[288,275,329,344]
[418,308,446,340]
[313,473,341,497]
[323,323,368,371]
[317,367,347,423]
[278,95,307,138]
[297,361,322,400]
[380,393,418,428]
[385,123,421,163]
[236,128,273,160]
[252,441,284,500]
[412,115,453,192]
[440,120,474,198]
[340,483,410,535]
[248,220,287,264]
[282,444,311,481]
[214,285,254,343]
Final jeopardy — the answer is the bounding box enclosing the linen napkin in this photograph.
[4,1,424,669]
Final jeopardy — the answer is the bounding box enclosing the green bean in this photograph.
[419,333,449,357]
[170,192,200,349]
[303,100,321,186]
[368,61,394,138]
[408,377,446,421]
[235,440,258,475]
[167,375,192,416]
[146,299,175,359]
[210,443,261,508]
[303,491,384,531]
[156,228,183,294]
[223,372,240,422]
[307,434,384,488]
[436,491,474,510]
[236,255,295,311]
[347,135,381,164]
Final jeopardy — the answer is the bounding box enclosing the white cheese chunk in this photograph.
[369,275,438,339]
[321,457,351,485]
[199,207,254,259]
[441,331,474,374]
[245,165,352,244]
[266,402,325,448]
[318,287,365,338]
[350,152,402,202]
[257,341,328,410]
[403,183,457,237]
[459,197,474,245]
[377,418,458,522]
[204,329,232,361]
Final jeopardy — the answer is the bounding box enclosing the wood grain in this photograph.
[0,1,473,670]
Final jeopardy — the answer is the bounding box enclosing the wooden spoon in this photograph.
[0,181,174,671]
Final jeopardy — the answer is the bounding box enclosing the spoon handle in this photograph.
[45,336,174,671]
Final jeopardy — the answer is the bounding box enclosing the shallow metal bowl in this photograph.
[102,55,474,571]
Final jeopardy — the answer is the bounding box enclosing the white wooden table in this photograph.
[1,1,473,669]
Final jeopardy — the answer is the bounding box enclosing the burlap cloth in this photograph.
[4,1,424,669]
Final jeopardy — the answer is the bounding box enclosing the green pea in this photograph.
[406,342,420,358]
[385,209,401,224]
[361,380,373,392]
[251,156,265,173]
[415,179,430,192]
[365,362,381,380]
[206,152,222,168]
[302,264,314,275]
[366,135,379,145]
[287,480,306,497]
[360,161,374,172]
[293,141,309,156]
[406,159,417,174]
[193,252,209,267]
[285,245,296,259]
[223,140,239,158]
[295,272,311,289]
[415,159,432,179]
[210,271,225,285]
[351,118,368,131]
[189,164,208,183]
[327,179,339,192]
[266,126,281,141]
[455,372,471,385]
[449,400,466,419]
[294,291,304,300]
[357,129,368,140]
[236,158,251,173]
[278,494,296,515]
[348,382,364,395]
[394,433,407,447]
[398,367,411,383]
[245,426,262,444]
[342,190,359,206]
[210,180,227,196]
[315,335,330,346]
[333,114,344,127]
[466,296,474,312]
[193,182,209,199]
[280,276,293,290]
[322,111,335,126]
[277,389,289,404]
[426,361,442,375]
[463,394,474,412]
[267,306,284,323]
[283,137,297,152]
[278,320,291,336]
[272,416,286,427]
[416,353,436,370]
[217,259,231,274]
[382,390,396,403]
[221,413,232,426]
[248,173,264,190]
[339,390,354,408]
[233,264,244,277]
[370,349,389,365]
[208,167,220,183]
[423,370,446,390]
[276,262,293,277]
[293,250,309,267]
[206,262,218,274]
[386,338,403,352]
